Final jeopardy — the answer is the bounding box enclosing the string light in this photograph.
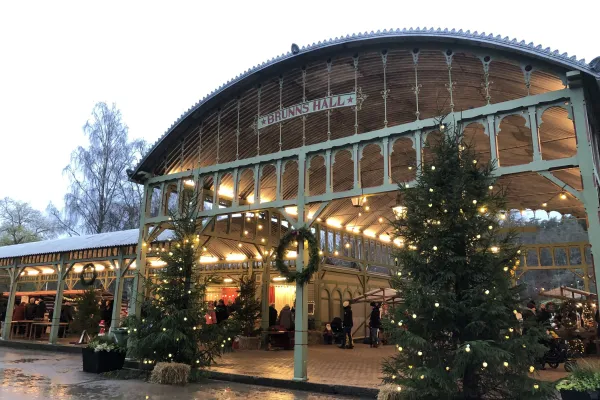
[465,344,471,352]
[542,202,547,207]
[435,302,440,308]
[560,192,567,200]
[433,246,438,251]
[417,351,423,356]
[504,362,509,367]
[431,166,436,170]
[488,185,493,190]
[529,366,535,373]
[412,313,417,319]
[472,200,477,205]
[482,362,488,368]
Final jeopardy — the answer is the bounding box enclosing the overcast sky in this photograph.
[0,1,598,211]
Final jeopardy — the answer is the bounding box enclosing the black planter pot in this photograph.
[82,348,126,373]
[559,389,599,400]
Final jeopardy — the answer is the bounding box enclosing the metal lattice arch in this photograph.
[124,29,600,380]
[1,29,599,381]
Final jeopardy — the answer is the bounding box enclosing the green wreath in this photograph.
[275,227,320,285]
[79,263,97,286]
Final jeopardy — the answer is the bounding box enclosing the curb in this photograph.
[124,359,377,398]
[206,370,379,399]
[0,339,83,354]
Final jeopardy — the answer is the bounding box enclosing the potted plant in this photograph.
[556,360,600,400]
[82,335,126,373]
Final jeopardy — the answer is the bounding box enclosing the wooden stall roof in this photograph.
[0,229,172,260]
[2,290,113,297]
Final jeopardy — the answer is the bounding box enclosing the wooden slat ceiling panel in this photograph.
[168,49,565,175]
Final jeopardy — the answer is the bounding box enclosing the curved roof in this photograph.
[132,27,599,178]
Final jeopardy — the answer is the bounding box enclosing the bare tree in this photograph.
[57,102,148,234]
[0,197,57,246]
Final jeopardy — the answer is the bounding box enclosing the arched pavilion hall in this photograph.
[2,29,600,381]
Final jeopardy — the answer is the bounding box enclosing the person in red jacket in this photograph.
[12,301,26,321]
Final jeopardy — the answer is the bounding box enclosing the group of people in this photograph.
[205,299,237,325]
[11,297,47,338]
[322,301,382,349]
[269,303,295,330]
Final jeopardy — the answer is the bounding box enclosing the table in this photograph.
[9,320,34,339]
[267,330,294,350]
[28,322,68,340]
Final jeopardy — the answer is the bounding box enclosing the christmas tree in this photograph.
[71,286,101,335]
[383,122,552,399]
[232,274,262,337]
[128,192,237,367]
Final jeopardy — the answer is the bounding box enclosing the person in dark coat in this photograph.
[215,299,229,324]
[268,303,278,327]
[12,302,26,321]
[25,297,37,320]
[340,301,354,349]
[101,300,113,329]
[33,298,47,339]
[277,304,293,330]
[60,301,74,337]
[369,302,381,348]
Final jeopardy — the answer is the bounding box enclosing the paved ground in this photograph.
[0,347,357,400]
[210,343,568,387]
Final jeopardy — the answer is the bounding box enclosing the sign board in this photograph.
[257,93,356,129]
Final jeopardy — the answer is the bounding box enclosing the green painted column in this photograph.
[110,255,126,333]
[260,255,271,331]
[570,76,600,297]
[129,183,149,317]
[49,257,68,344]
[2,262,20,340]
[293,239,309,381]
[293,153,308,381]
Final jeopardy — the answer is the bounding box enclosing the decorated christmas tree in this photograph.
[71,286,101,335]
[128,193,237,367]
[383,122,552,399]
[233,274,261,337]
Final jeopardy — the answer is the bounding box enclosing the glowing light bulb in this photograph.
[529,366,535,373]
[542,202,547,207]
[435,302,440,308]
[417,351,423,356]
[504,362,509,367]
[484,290,490,295]
[472,200,477,204]
[433,246,438,251]
[560,193,567,200]
[482,362,488,368]
[488,185,493,190]
[431,166,436,170]
[412,314,417,319]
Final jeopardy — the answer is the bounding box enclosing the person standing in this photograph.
[205,302,217,325]
[215,299,229,324]
[277,304,293,331]
[268,303,278,327]
[25,297,36,321]
[340,301,354,349]
[34,297,47,339]
[369,302,381,348]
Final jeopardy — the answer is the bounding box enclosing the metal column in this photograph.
[1,260,21,340]
[293,153,308,381]
[49,256,69,344]
[570,73,600,296]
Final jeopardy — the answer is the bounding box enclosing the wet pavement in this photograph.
[0,347,360,399]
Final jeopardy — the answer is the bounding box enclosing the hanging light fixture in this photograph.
[351,196,367,208]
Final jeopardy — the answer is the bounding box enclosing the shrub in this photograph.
[556,359,600,392]
[87,335,125,353]
[149,362,190,385]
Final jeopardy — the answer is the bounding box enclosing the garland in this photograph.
[275,227,320,285]
[80,263,97,286]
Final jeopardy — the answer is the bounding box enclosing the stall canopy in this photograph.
[538,286,598,301]
[352,288,401,304]
[2,290,114,298]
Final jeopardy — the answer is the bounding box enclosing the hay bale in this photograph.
[149,362,190,385]
[377,384,403,400]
